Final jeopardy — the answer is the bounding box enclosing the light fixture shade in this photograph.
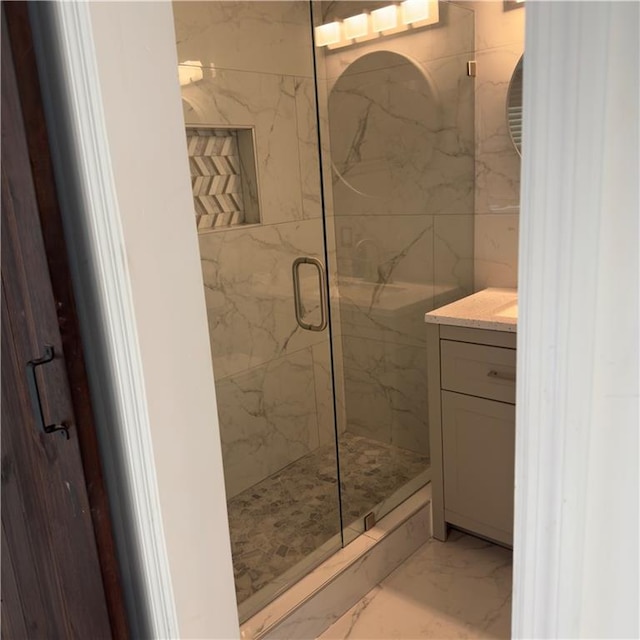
[178,63,203,87]
[371,5,398,33]
[401,0,439,27]
[343,12,369,40]
[401,0,430,24]
[315,21,341,47]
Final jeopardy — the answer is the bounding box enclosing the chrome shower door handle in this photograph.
[292,257,328,332]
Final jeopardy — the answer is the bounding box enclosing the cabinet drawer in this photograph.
[441,340,516,404]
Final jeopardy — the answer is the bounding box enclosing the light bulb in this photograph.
[315,21,341,47]
[343,13,369,40]
[371,5,398,33]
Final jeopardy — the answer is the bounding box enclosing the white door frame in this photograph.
[29,1,639,638]
[514,2,638,637]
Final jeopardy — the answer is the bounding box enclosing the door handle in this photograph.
[487,369,516,382]
[26,346,70,439]
[292,257,328,332]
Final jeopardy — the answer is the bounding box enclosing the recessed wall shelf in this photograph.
[186,126,261,231]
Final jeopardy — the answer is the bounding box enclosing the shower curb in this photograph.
[241,485,431,640]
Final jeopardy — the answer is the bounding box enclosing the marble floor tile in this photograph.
[318,530,512,639]
[227,432,429,608]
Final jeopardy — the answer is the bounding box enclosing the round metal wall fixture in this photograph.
[506,55,523,157]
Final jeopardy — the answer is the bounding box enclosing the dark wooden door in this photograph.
[1,4,128,638]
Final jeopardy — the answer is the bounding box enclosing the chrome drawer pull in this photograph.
[487,369,516,382]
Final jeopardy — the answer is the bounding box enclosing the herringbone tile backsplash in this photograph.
[187,127,257,230]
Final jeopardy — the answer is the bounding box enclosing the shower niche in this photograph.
[187,126,261,231]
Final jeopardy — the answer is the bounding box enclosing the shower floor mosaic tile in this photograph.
[227,432,429,605]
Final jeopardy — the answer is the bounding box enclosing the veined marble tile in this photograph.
[326,51,474,217]
[311,342,340,447]
[338,301,430,349]
[328,54,437,217]
[434,214,475,302]
[240,535,373,639]
[265,505,431,640]
[474,213,519,290]
[294,77,323,220]
[198,220,328,379]
[342,335,430,455]
[342,336,391,444]
[475,46,523,216]
[321,1,475,81]
[332,215,435,347]
[242,482,430,639]
[318,215,348,436]
[346,471,431,546]
[459,0,525,51]
[335,215,434,285]
[363,484,431,541]
[173,1,314,78]
[319,530,512,640]
[216,348,320,498]
[384,341,430,455]
[182,68,307,225]
[313,71,338,221]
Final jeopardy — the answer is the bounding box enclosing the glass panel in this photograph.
[173,1,342,621]
[313,0,475,543]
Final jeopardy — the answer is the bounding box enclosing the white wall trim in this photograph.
[29,2,179,637]
[514,2,639,638]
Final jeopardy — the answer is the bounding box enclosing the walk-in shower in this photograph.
[173,0,474,621]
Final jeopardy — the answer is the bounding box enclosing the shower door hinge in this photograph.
[467,60,477,77]
[364,512,376,531]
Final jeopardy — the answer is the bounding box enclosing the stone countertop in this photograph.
[424,288,518,332]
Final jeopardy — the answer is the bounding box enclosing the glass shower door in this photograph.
[312,0,475,543]
[173,0,342,621]
[173,0,475,620]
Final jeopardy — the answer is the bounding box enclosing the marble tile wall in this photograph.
[216,348,321,497]
[174,0,522,499]
[317,1,476,454]
[174,2,338,498]
[462,1,525,289]
[173,1,315,78]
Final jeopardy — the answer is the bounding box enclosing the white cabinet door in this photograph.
[441,390,515,546]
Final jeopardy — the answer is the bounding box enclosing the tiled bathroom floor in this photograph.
[227,433,428,605]
[318,530,513,639]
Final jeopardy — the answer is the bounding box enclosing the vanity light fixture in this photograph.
[401,0,439,28]
[401,0,429,24]
[371,5,398,34]
[315,21,342,47]
[178,61,203,86]
[314,0,439,48]
[343,12,370,40]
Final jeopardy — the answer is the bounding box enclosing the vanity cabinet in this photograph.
[427,324,516,547]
